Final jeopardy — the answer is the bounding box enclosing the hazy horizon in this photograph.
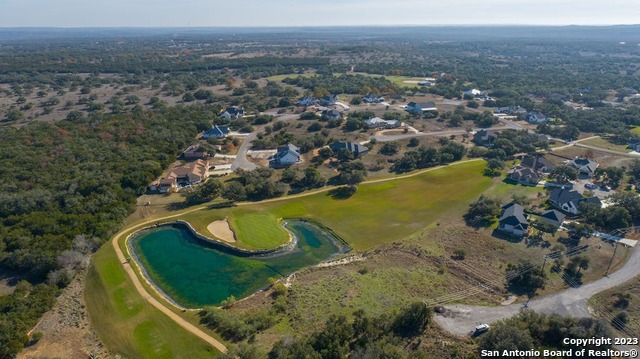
[1,0,640,27]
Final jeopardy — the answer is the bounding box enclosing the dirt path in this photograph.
[110,212,228,353]
[105,159,484,355]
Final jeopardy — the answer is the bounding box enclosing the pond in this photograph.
[130,220,348,308]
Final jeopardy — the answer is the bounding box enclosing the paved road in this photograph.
[575,143,640,158]
[231,114,301,171]
[110,212,228,353]
[230,131,257,171]
[435,243,640,337]
[373,118,524,142]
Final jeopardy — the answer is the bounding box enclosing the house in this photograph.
[321,109,342,121]
[498,202,529,237]
[150,177,178,194]
[151,159,210,192]
[329,141,369,157]
[539,209,566,229]
[271,143,301,168]
[158,177,178,193]
[318,95,338,107]
[526,111,548,124]
[520,154,555,173]
[296,96,318,107]
[494,106,527,116]
[168,159,210,185]
[628,138,640,152]
[507,165,542,186]
[362,94,385,103]
[364,117,400,129]
[220,106,245,119]
[202,125,230,140]
[568,157,599,178]
[405,101,437,114]
[473,129,498,147]
[182,144,209,160]
[463,89,486,98]
[548,188,583,215]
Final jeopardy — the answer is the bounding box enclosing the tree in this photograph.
[300,167,326,188]
[595,166,624,188]
[549,165,578,183]
[628,159,640,182]
[484,159,505,177]
[565,255,590,282]
[222,181,247,202]
[506,260,546,294]
[336,161,367,187]
[464,195,501,227]
[408,138,420,147]
[307,122,323,132]
[379,142,399,156]
[5,108,24,122]
[392,302,432,338]
[184,179,223,204]
[182,92,196,102]
[478,323,536,353]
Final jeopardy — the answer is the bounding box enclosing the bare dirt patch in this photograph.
[18,271,108,359]
[207,218,236,243]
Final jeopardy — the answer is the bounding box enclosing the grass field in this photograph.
[632,127,640,135]
[265,72,426,88]
[86,244,221,359]
[265,73,317,82]
[180,161,493,251]
[229,213,289,249]
[580,137,633,153]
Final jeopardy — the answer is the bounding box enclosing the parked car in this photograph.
[585,183,598,190]
[600,185,611,191]
[474,323,490,334]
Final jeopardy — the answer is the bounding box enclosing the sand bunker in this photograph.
[207,219,236,243]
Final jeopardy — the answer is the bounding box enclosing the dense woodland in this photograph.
[1,27,640,357]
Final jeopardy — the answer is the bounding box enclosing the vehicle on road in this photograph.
[474,323,490,335]
[585,183,598,190]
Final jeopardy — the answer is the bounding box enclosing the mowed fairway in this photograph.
[85,244,220,359]
[182,161,492,251]
[229,213,289,248]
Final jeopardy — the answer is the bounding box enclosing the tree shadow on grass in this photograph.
[327,186,356,200]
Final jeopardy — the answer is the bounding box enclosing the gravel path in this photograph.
[435,244,640,337]
[111,212,228,353]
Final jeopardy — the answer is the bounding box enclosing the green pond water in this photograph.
[131,220,347,308]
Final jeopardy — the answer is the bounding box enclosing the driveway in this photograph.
[435,244,640,337]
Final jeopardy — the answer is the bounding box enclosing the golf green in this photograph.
[131,220,347,307]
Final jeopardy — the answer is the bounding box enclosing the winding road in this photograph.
[435,243,640,337]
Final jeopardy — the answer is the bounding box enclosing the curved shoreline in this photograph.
[126,218,350,309]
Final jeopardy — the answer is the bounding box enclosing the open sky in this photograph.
[0,0,639,27]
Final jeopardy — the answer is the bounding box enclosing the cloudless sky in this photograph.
[0,0,639,27]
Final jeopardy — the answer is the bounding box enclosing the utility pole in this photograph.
[540,255,548,275]
[605,240,619,277]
